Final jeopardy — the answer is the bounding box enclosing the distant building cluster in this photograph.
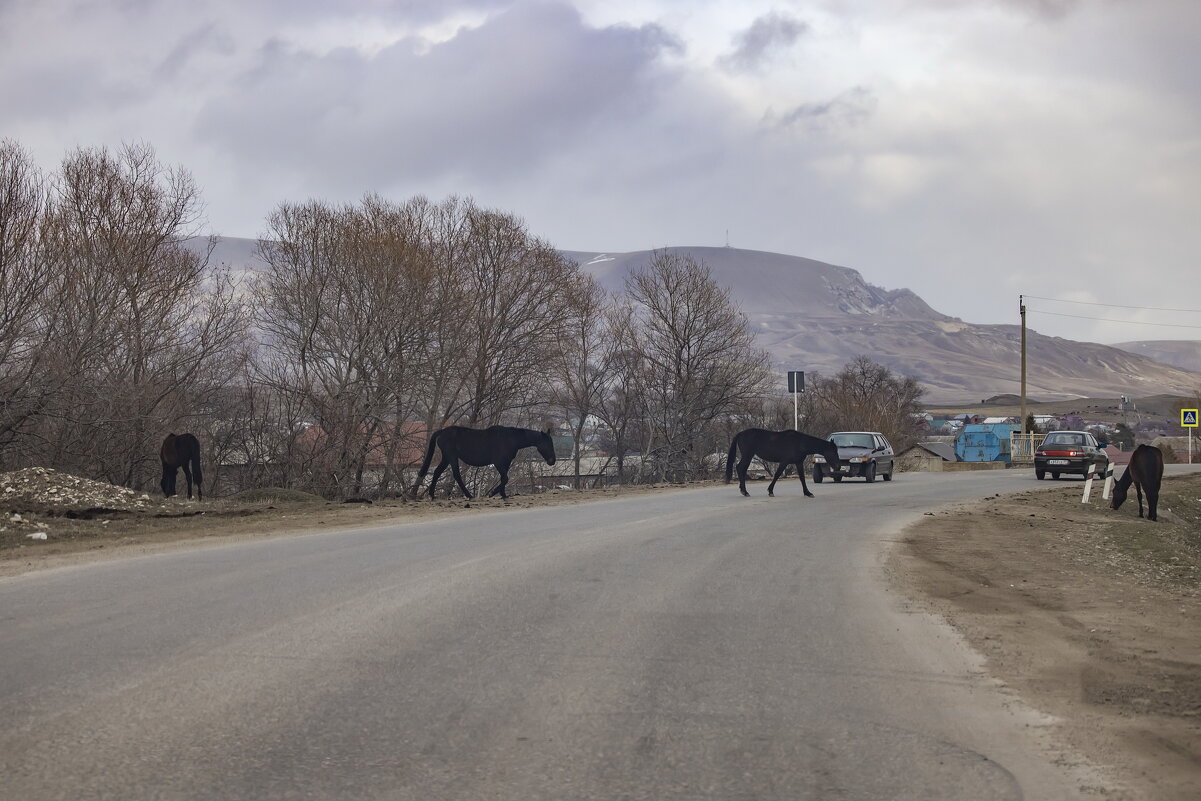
[900,406,1198,468]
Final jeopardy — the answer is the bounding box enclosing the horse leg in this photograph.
[428,459,450,498]
[486,459,514,499]
[1146,486,1158,522]
[450,460,474,499]
[767,463,788,496]
[1135,482,1145,518]
[160,466,173,498]
[181,462,194,500]
[737,454,753,496]
[797,461,815,498]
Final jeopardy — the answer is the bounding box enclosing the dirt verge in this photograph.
[0,467,696,577]
[892,473,1201,801]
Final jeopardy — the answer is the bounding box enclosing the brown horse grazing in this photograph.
[725,428,841,497]
[161,433,203,500]
[415,425,557,500]
[1111,444,1164,522]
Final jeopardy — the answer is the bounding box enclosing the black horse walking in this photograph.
[1111,444,1164,522]
[416,425,557,499]
[725,428,841,497]
[160,432,203,500]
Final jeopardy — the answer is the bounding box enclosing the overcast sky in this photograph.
[3,0,1200,344]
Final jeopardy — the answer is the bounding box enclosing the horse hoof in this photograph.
[804,492,815,498]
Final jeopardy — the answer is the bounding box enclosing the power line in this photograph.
[1023,294,1201,314]
[1026,307,1201,330]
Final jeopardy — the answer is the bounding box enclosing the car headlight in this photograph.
[849,456,868,463]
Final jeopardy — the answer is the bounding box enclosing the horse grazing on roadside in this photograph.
[725,428,841,497]
[160,432,203,501]
[1111,444,1164,522]
[416,425,557,500]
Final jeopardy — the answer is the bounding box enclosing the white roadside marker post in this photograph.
[1102,463,1114,501]
[1082,462,1098,504]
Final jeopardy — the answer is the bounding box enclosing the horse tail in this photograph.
[724,434,740,484]
[416,428,443,481]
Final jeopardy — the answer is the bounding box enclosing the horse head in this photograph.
[538,425,557,465]
[818,438,840,468]
[1110,483,1129,510]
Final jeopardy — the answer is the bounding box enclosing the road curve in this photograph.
[3,468,1172,800]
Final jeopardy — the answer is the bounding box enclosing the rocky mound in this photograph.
[1,467,164,512]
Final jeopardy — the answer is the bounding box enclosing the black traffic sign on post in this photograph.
[787,371,805,431]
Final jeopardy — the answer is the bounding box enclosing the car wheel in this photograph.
[1035,469,1045,480]
[1051,471,1060,480]
[865,462,876,483]
[882,469,892,481]
[813,468,823,484]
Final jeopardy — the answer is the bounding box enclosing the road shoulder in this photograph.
[890,474,1201,801]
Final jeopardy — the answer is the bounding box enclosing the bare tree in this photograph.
[592,304,646,484]
[550,272,616,487]
[257,199,413,496]
[0,140,54,461]
[457,205,576,426]
[9,142,247,487]
[799,356,925,450]
[623,250,774,481]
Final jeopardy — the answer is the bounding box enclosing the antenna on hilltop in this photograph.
[725,229,730,248]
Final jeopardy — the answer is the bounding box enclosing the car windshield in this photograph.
[1044,433,1084,447]
[831,433,875,449]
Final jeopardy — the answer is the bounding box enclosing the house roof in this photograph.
[899,442,957,462]
[293,421,430,468]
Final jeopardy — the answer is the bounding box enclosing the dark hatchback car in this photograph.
[1034,430,1109,480]
[812,431,895,483]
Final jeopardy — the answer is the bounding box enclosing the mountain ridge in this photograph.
[203,237,1201,404]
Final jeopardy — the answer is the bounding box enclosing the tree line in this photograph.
[0,140,923,498]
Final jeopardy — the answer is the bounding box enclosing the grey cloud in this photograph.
[2,59,146,120]
[771,87,875,132]
[719,11,807,73]
[195,2,681,189]
[157,23,236,80]
[920,0,1080,21]
[996,0,1081,20]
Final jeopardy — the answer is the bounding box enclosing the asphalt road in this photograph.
[0,469,1152,800]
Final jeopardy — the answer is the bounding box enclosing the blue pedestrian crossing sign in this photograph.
[1183,409,1199,428]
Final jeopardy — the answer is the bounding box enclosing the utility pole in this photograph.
[1020,294,1027,437]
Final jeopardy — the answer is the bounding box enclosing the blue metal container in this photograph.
[956,424,1020,462]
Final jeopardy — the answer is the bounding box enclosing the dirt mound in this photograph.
[1,467,189,546]
[1,467,164,512]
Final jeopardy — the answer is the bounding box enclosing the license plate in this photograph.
[840,465,850,473]
[1048,459,1070,465]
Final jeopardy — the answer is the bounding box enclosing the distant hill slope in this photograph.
[564,247,1201,403]
[204,238,1201,404]
[1111,340,1201,374]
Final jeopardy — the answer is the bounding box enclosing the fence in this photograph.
[1010,432,1045,463]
